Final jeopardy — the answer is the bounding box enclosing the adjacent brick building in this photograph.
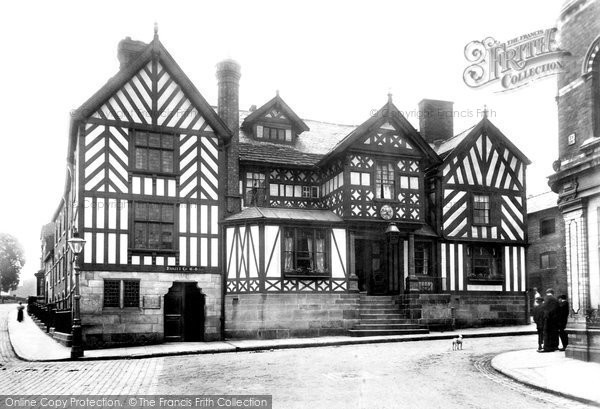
[526,191,567,298]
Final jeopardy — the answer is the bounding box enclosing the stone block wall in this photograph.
[224,293,360,339]
[80,270,222,348]
[399,292,527,329]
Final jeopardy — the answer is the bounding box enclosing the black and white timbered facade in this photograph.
[43,32,531,346]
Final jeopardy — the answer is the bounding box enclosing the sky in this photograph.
[0,0,562,285]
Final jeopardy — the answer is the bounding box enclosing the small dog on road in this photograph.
[452,334,463,351]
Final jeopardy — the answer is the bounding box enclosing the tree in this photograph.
[0,233,25,293]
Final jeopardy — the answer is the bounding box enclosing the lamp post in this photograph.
[67,234,86,359]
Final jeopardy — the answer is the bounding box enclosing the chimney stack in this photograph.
[418,99,454,144]
[216,59,241,213]
[117,37,147,69]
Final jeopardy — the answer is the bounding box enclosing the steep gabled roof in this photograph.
[71,34,232,139]
[238,109,356,166]
[317,98,441,167]
[241,93,310,133]
[434,117,531,165]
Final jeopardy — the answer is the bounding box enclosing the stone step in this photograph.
[359,313,406,320]
[359,308,401,314]
[348,328,429,337]
[359,318,416,325]
[352,323,424,330]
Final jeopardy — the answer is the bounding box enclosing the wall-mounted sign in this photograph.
[142,296,161,309]
[166,266,205,272]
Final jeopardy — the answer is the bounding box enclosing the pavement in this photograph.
[7,307,600,406]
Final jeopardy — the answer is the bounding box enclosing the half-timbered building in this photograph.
[224,98,531,338]
[42,31,532,347]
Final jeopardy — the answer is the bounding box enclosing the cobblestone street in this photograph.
[0,305,593,408]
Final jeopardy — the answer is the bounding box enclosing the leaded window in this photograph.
[375,163,394,199]
[283,228,328,275]
[473,195,490,225]
[244,172,266,206]
[133,203,174,250]
[103,280,120,308]
[134,131,175,173]
[124,281,140,308]
[469,245,501,281]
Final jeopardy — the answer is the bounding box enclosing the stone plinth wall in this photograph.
[225,293,360,339]
[399,292,527,329]
[80,270,222,348]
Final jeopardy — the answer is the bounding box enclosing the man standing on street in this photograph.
[557,295,569,351]
[539,288,559,352]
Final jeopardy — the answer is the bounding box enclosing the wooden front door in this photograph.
[164,282,205,342]
[355,239,387,295]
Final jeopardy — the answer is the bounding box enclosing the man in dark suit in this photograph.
[557,295,569,351]
[538,288,559,352]
[532,296,545,351]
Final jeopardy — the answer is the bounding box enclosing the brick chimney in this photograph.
[216,59,241,213]
[117,37,147,69]
[418,99,454,144]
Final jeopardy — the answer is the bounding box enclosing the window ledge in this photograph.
[467,278,504,284]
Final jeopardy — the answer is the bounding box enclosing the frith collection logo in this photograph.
[463,28,568,92]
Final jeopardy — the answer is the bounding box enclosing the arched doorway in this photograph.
[164,282,205,341]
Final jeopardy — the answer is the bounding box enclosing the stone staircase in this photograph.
[348,295,429,337]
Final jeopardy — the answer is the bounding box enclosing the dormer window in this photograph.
[256,125,293,143]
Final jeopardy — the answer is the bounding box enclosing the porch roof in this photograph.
[223,207,344,223]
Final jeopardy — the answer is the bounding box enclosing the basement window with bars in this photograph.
[103,279,140,308]
[282,228,329,277]
[134,131,175,174]
[133,202,175,251]
[473,194,490,225]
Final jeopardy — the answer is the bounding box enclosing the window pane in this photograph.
[351,172,361,185]
[400,176,409,189]
[103,280,120,308]
[148,133,161,148]
[362,173,370,186]
[162,134,174,149]
[161,225,173,249]
[162,205,174,222]
[136,132,148,146]
[123,281,139,308]
[135,203,147,220]
[278,129,285,140]
[148,204,161,221]
[148,149,161,172]
[135,148,148,169]
[410,177,419,189]
[162,151,174,173]
[262,127,269,139]
[134,222,147,248]
[148,223,161,248]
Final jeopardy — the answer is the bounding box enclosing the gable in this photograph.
[73,39,231,140]
[361,122,415,152]
[242,94,309,133]
[442,132,525,191]
[90,60,214,133]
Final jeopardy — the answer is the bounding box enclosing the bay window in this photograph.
[468,245,502,282]
[283,228,328,276]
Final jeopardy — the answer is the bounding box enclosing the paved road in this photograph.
[0,304,593,408]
